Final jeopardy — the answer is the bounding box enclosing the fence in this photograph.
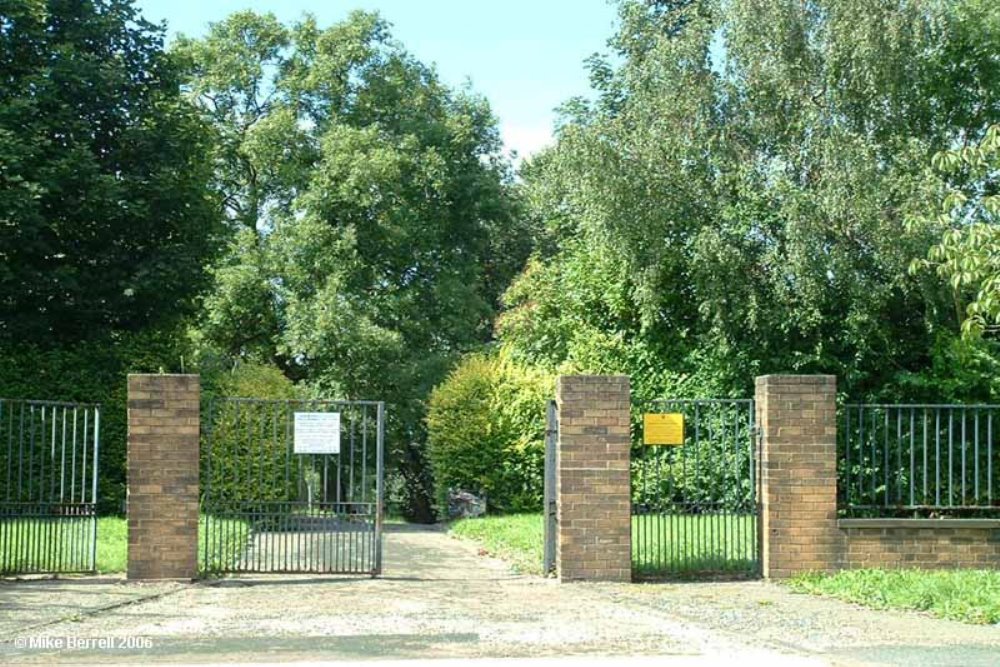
[0,399,100,574]
[839,404,1000,516]
[200,397,384,575]
[631,398,759,578]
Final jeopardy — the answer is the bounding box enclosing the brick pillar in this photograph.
[127,374,200,580]
[555,375,631,582]
[755,375,840,579]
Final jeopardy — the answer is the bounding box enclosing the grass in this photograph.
[450,513,544,574]
[2,515,250,574]
[632,513,758,578]
[788,569,1000,625]
[449,512,759,578]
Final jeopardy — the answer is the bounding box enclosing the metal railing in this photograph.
[839,404,1000,515]
[0,399,101,573]
[200,397,385,575]
[631,398,759,578]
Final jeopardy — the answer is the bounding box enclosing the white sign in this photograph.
[293,412,341,454]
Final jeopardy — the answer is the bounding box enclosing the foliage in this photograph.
[501,0,1000,403]
[916,124,1000,336]
[0,331,191,514]
[0,0,220,344]
[198,360,304,508]
[789,568,1000,624]
[176,11,531,520]
[449,513,544,575]
[426,351,552,515]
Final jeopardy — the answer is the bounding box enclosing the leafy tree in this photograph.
[0,0,219,343]
[177,11,530,520]
[917,124,1000,336]
[502,0,1000,403]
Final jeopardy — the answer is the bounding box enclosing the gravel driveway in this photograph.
[1,524,998,665]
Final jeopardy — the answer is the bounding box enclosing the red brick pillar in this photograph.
[755,375,840,579]
[556,375,631,582]
[127,374,200,580]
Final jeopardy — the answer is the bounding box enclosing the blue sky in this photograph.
[136,0,621,158]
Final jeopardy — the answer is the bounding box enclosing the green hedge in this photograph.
[0,331,190,514]
[426,351,552,515]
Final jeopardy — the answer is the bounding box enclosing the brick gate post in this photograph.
[127,374,200,580]
[555,375,631,582]
[755,375,840,579]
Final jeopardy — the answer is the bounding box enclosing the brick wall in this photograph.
[555,375,631,582]
[841,520,1000,569]
[127,374,200,580]
[756,375,839,579]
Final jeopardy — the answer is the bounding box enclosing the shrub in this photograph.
[199,361,303,508]
[0,330,191,514]
[427,350,553,516]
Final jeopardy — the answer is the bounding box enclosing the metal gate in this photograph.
[0,399,100,574]
[632,398,759,579]
[201,398,384,575]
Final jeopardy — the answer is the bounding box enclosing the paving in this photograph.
[0,524,997,665]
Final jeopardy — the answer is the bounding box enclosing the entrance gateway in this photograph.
[543,393,761,579]
[632,398,760,578]
[201,398,384,575]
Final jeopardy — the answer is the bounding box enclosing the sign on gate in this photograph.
[202,399,384,576]
[293,412,341,454]
[643,413,684,445]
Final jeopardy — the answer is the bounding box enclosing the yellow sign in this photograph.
[643,413,684,445]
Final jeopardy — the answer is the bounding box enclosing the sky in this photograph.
[135,0,621,158]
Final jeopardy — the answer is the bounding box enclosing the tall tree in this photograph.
[502,0,1000,402]
[0,0,219,343]
[178,11,530,520]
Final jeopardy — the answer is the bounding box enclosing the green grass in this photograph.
[788,569,1000,625]
[96,516,127,572]
[199,515,252,573]
[450,513,544,574]
[632,513,758,578]
[449,512,759,578]
[2,515,249,574]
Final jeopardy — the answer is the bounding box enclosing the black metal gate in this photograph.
[201,398,384,575]
[0,399,101,574]
[632,398,760,579]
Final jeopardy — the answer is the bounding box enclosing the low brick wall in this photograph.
[840,519,1000,569]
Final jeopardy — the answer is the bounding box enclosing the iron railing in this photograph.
[201,397,384,575]
[0,399,100,574]
[631,398,759,578]
[840,404,1000,516]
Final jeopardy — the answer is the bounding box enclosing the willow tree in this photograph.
[502,0,1000,402]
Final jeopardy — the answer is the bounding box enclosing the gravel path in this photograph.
[1,524,997,665]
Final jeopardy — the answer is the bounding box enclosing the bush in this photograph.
[198,361,304,508]
[0,330,191,514]
[427,351,552,516]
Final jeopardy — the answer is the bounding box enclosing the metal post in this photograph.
[543,399,557,576]
[373,401,385,576]
[90,406,100,572]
